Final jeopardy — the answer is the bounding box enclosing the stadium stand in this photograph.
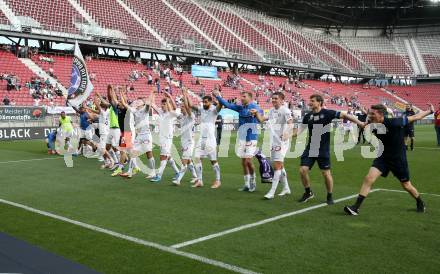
[0,0,439,77]
[387,84,440,109]
[0,50,65,106]
[3,48,428,110]
[123,0,213,49]
[416,35,440,75]
[0,9,9,24]
[77,0,161,46]
[317,37,365,72]
[166,0,258,60]
[246,17,319,66]
[0,0,439,110]
[287,31,345,71]
[31,54,72,88]
[341,36,414,75]
[4,0,83,33]
[303,80,404,110]
[199,1,291,61]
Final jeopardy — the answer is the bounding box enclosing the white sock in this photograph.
[109,150,119,164]
[280,168,290,192]
[195,162,203,181]
[212,163,221,181]
[177,164,187,182]
[168,158,179,174]
[244,174,251,188]
[127,158,135,174]
[267,170,282,197]
[147,157,156,175]
[132,157,139,169]
[116,150,121,160]
[157,160,167,177]
[128,158,134,173]
[250,172,256,184]
[188,162,197,178]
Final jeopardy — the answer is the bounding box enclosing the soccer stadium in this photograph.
[1,0,440,273]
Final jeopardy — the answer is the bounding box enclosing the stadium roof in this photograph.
[220,0,440,30]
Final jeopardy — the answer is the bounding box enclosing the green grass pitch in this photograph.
[0,125,439,273]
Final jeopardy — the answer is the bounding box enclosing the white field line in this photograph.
[171,189,381,249]
[0,157,63,164]
[378,188,440,197]
[414,147,440,150]
[0,198,259,274]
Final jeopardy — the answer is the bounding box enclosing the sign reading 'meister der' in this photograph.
[0,106,46,121]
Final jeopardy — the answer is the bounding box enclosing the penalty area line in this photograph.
[0,157,63,164]
[171,189,381,249]
[0,198,259,274]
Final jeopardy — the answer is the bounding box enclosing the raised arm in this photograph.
[250,108,267,123]
[340,112,365,128]
[108,85,119,106]
[91,95,102,114]
[181,87,191,115]
[96,93,110,108]
[163,91,176,111]
[407,104,434,123]
[163,98,174,115]
[86,109,98,121]
[119,88,129,109]
[118,87,129,110]
[212,89,239,112]
[71,105,80,115]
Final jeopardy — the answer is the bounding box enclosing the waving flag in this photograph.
[67,41,93,107]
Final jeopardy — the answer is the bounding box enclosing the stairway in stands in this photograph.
[19,58,68,96]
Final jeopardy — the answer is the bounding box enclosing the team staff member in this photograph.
[296,94,365,205]
[404,104,416,151]
[344,104,434,215]
[434,102,440,146]
[216,113,223,146]
[356,107,368,144]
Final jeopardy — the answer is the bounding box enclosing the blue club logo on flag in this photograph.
[67,41,93,107]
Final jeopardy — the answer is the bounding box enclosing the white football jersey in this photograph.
[268,106,293,144]
[99,108,110,135]
[198,105,217,140]
[130,105,150,134]
[179,112,195,143]
[158,109,178,139]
